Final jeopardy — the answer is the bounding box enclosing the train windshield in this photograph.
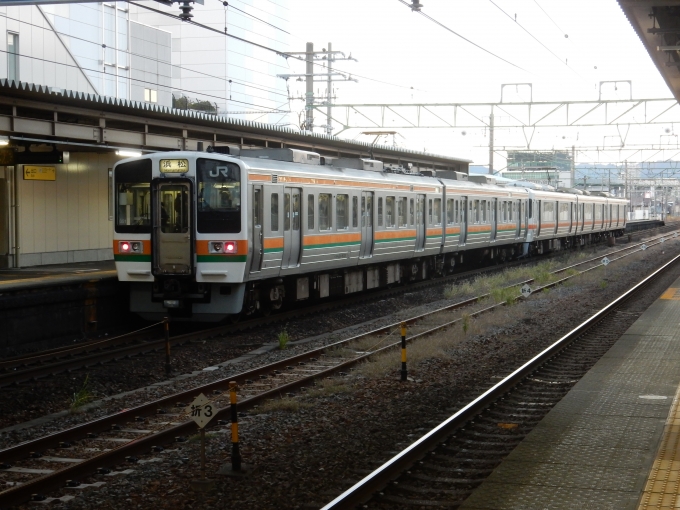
[197,158,241,233]
[115,159,152,233]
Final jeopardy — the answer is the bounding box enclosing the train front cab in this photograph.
[114,154,248,322]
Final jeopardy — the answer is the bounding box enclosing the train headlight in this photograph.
[209,241,237,254]
[119,241,142,254]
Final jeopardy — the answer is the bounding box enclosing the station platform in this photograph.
[461,277,680,510]
[0,260,116,291]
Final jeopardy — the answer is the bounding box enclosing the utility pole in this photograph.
[488,109,494,175]
[306,42,314,132]
[278,43,357,134]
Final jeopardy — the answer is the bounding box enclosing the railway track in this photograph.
[321,244,680,509]
[1,226,674,390]
[0,227,676,507]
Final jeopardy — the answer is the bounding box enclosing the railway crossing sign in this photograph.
[186,393,215,429]
[601,257,610,266]
[521,284,532,297]
[641,243,648,251]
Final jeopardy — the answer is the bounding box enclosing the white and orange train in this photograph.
[112,148,628,321]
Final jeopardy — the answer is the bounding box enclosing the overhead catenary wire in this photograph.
[217,0,290,34]
[488,0,585,80]
[396,0,529,73]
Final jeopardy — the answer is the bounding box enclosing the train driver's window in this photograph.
[447,199,454,225]
[319,193,331,230]
[399,197,408,227]
[378,197,384,226]
[336,194,349,230]
[271,193,279,232]
[307,195,315,230]
[386,196,396,227]
[352,196,359,228]
[433,198,442,225]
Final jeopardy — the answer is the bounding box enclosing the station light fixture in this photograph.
[116,150,142,158]
[0,135,9,146]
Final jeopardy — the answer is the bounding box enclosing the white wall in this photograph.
[18,152,115,266]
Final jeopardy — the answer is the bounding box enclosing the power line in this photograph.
[0,49,289,114]
[532,0,567,36]
[217,0,290,34]
[488,0,585,80]
[131,0,424,92]
[396,0,529,73]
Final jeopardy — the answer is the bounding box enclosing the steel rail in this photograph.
[320,253,680,510]
[0,230,674,507]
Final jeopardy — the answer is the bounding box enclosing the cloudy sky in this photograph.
[285,0,676,168]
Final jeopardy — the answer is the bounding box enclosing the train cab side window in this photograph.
[271,193,279,231]
[197,159,241,233]
[352,196,359,228]
[433,198,442,225]
[115,159,152,233]
[319,193,331,230]
[378,198,383,226]
[336,194,349,230]
[307,194,314,230]
[447,199,454,225]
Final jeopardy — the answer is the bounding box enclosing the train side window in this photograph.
[433,198,442,225]
[378,197,383,226]
[481,200,487,223]
[428,199,433,225]
[447,199,454,225]
[307,194,315,230]
[271,193,279,231]
[352,196,359,228]
[336,194,349,230]
[398,197,408,227]
[253,189,261,227]
[386,196,396,227]
[319,193,332,230]
[409,198,414,224]
[528,200,533,219]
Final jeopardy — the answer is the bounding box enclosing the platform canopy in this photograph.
[619,1,680,101]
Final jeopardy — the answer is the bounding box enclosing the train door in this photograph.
[249,185,263,273]
[281,187,301,268]
[360,191,374,258]
[491,198,498,241]
[415,194,426,251]
[153,180,193,275]
[459,196,468,245]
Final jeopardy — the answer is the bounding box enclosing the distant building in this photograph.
[502,150,573,188]
[0,1,289,122]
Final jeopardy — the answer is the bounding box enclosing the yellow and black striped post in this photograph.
[164,317,171,375]
[229,381,242,471]
[400,322,408,382]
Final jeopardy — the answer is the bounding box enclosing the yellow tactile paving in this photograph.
[638,385,680,509]
[660,288,680,300]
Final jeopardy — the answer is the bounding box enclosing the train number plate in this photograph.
[159,159,189,173]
